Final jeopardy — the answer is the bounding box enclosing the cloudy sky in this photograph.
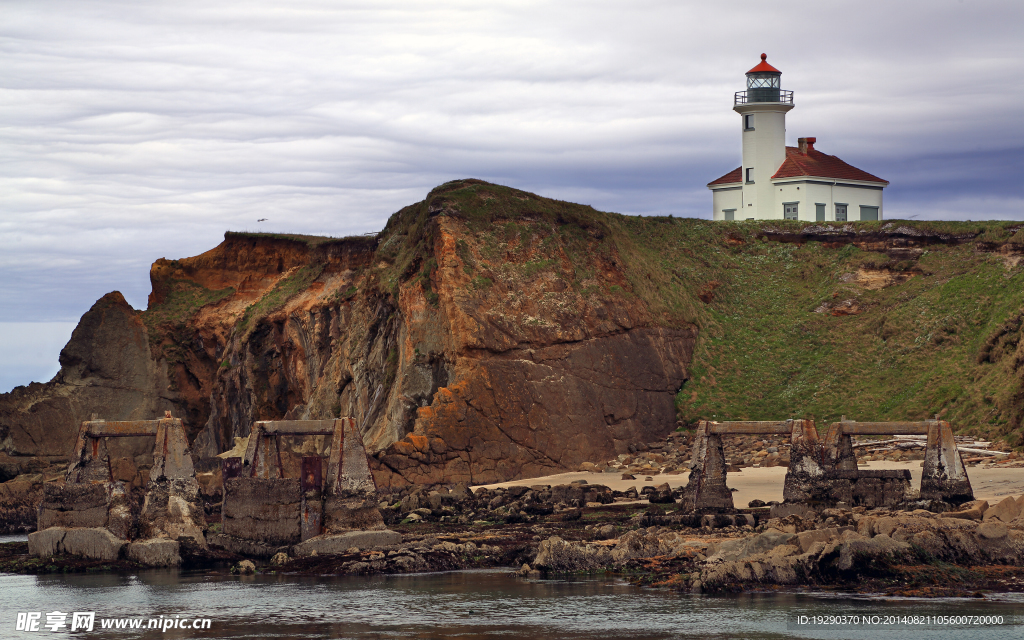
[2,0,1023,391]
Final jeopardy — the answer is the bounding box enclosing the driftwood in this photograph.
[853,436,1006,457]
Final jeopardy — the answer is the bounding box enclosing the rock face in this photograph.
[10,182,1018,489]
[0,181,696,487]
[0,292,173,475]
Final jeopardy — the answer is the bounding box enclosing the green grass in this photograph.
[237,262,326,339]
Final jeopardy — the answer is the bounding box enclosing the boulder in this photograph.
[795,528,838,554]
[941,501,987,521]
[27,527,67,557]
[835,533,911,572]
[291,530,402,557]
[29,527,125,561]
[533,536,610,571]
[127,538,180,567]
[708,528,795,563]
[983,496,1021,523]
[270,552,290,566]
[647,483,675,504]
[977,521,1008,540]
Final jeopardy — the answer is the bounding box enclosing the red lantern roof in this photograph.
[747,53,780,74]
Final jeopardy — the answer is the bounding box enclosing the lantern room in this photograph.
[737,54,792,105]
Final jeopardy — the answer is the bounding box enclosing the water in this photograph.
[1,568,1021,639]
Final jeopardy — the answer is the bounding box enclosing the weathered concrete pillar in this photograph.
[151,415,195,481]
[920,420,973,504]
[822,418,858,471]
[333,417,377,494]
[680,421,734,513]
[782,420,825,503]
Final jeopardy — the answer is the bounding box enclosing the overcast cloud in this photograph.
[1,0,1023,390]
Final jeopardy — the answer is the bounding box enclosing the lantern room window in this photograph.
[747,74,780,89]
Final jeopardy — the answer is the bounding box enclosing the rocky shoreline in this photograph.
[7,484,1024,599]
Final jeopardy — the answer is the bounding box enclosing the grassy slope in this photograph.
[605,216,1024,441]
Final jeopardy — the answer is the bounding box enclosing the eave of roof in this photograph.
[772,147,887,184]
[708,166,742,187]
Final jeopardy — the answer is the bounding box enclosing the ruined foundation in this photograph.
[29,413,205,566]
[212,417,397,559]
[682,418,974,514]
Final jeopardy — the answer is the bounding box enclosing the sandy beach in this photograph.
[475,461,1024,507]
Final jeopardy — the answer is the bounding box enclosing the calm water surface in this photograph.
[1,568,1021,639]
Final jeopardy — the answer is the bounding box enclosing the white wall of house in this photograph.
[771,179,884,221]
[712,187,743,220]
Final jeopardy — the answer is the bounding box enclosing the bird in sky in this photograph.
[257,218,267,222]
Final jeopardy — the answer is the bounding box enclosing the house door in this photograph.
[784,203,798,220]
[815,203,825,222]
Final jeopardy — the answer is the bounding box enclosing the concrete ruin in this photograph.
[681,418,974,513]
[212,417,399,558]
[28,412,205,566]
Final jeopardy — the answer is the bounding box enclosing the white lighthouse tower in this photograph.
[709,54,888,221]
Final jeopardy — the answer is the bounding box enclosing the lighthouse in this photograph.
[708,54,888,222]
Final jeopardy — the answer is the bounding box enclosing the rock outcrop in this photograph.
[1,181,697,487]
[0,292,174,477]
[4,181,1024,491]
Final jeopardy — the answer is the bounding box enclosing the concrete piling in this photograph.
[681,417,975,513]
[921,420,973,504]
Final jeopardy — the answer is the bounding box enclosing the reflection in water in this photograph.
[0,535,29,544]
[0,568,1021,639]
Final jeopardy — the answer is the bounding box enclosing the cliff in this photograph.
[2,179,1023,486]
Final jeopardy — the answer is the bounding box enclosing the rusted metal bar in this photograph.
[707,420,794,435]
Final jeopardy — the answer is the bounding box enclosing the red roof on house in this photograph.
[707,166,742,187]
[747,53,780,74]
[772,147,888,184]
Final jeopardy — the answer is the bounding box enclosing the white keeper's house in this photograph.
[708,54,888,222]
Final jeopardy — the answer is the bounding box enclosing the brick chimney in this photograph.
[798,137,816,154]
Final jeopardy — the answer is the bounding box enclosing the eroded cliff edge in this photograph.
[1,180,695,486]
[4,180,1024,488]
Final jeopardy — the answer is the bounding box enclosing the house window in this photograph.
[835,203,848,222]
[744,114,754,130]
[723,209,736,221]
[784,203,799,220]
[860,205,879,221]
[815,203,826,222]
[745,168,754,183]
